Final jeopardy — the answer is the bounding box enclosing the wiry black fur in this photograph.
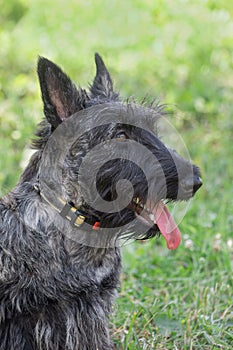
[0,53,202,349]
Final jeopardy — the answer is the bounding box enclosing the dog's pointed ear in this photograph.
[37,57,87,128]
[90,53,119,99]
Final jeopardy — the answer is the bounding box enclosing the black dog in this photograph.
[0,54,202,349]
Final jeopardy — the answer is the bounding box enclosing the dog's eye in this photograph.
[115,131,127,141]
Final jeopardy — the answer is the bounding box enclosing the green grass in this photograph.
[0,1,232,349]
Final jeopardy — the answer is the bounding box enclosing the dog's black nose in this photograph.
[193,176,202,194]
[181,176,202,195]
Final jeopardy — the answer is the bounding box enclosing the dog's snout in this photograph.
[181,176,202,195]
[193,176,202,194]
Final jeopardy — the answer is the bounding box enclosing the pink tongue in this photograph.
[153,201,181,250]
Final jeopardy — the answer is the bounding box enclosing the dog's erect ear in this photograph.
[90,53,119,100]
[37,57,87,128]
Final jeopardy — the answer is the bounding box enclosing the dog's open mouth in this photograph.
[131,197,181,250]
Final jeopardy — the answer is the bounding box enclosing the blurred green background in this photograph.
[0,0,232,349]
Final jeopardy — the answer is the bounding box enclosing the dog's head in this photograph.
[35,54,202,249]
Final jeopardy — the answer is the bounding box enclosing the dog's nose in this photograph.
[193,176,202,194]
[181,176,202,195]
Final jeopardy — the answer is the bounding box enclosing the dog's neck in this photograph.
[34,184,101,231]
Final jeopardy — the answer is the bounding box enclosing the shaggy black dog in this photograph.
[0,54,202,349]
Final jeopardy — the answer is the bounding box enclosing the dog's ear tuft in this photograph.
[90,53,119,100]
[37,57,86,128]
